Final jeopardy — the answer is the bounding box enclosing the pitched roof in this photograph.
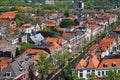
[44,20,57,27]
[50,13,58,17]
[46,37,65,50]
[75,59,86,70]
[46,37,65,44]
[87,55,99,68]
[22,49,47,55]
[57,27,65,31]
[0,55,33,79]
[100,37,116,51]
[115,25,120,32]
[90,44,99,51]
[0,11,18,19]
[87,24,98,29]
[98,58,120,68]
[0,59,12,71]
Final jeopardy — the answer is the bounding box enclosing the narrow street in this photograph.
[49,21,118,80]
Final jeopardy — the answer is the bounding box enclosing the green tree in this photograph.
[53,50,70,67]
[68,71,84,80]
[105,69,120,80]
[86,0,94,10]
[87,72,97,80]
[18,42,33,53]
[37,9,48,16]
[59,19,75,28]
[36,53,55,80]
[64,10,70,17]
[15,18,21,27]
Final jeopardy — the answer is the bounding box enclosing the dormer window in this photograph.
[5,72,11,77]
[112,62,116,67]
[104,63,108,68]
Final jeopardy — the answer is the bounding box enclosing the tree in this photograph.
[59,19,75,28]
[68,71,84,80]
[53,50,70,68]
[87,72,97,80]
[64,10,70,17]
[36,53,55,80]
[15,18,21,27]
[18,42,33,53]
[86,0,94,10]
[105,69,120,80]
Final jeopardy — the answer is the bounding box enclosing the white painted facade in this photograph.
[77,68,120,79]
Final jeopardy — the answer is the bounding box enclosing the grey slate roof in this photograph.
[0,55,33,80]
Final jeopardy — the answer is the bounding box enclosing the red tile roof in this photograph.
[87,55,99,68]
[22,49,47,61]
[0,11,18,19]
[100,38,116,51]
[75,59,86,70]
[44,20,57,27]
[22,49,47,55]
[46,37,65,44]
[57,27,65,31]
[115,25,120,32]
[46,37,65,50]
[88,24,98,29]
[98,58,120,68]
[0,59,12,71]
[90,44,99,51]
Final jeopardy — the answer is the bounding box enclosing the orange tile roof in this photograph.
[44,23,56,27]
[62,31,76,36]
[57,27,65,31]
[98,58,120,68]
[64,15,77,21]
[87,55,99,68]
[90,44,99,51]
[50,13,58,17]
[22,49,47,55]
[95,13,117,19]
[22,23,32,27]
[46,37,65,50]
[44,20,57,27]
[115,25,120,32]
[0,11,18,19]
[0,59,12,71]
[20,23,32,30]
[88,52,101,57]
[100,38,116,51]
[75,59,86,70]
[46,37,65,44]
[87,24,98,29]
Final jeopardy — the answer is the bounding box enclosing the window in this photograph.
[102,71,104,76]
[106,71,108,75]
[87,70,90,74]
[87,70,90,72]
[79,73,83,77]
[112,63,116,67]
[5,72,11,77]
[118,70,120,73]
[98,71,100,76]
[104,63,108,68]
[92,70,95,72]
